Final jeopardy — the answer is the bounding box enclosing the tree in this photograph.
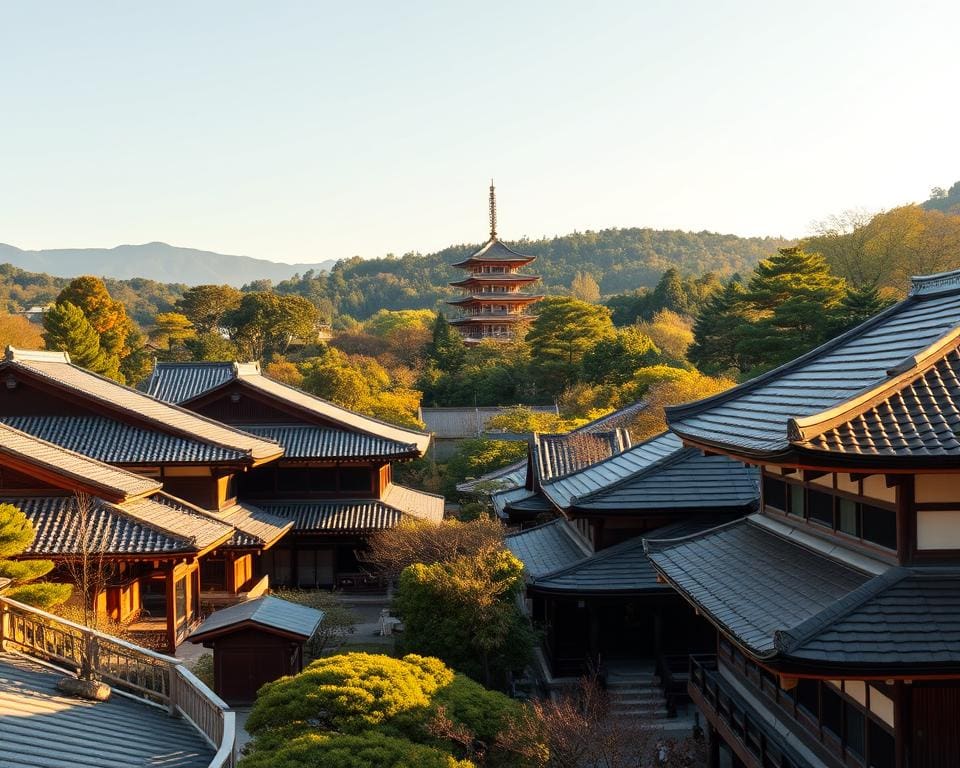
[183,331,239,362]
[226,292,321,361]
[570,271,601,303]
[176,284,242,334]
[736,247,846,372]
[366,519,505,580]
[0,502,71,609]
[263,358,305,387]
[630,370,735,440]
[0,313,44,348]
[634,309,694,365]
[395,547,534,686]
[428,314,467,373]
[527,297,615,396]
[828,283,895,337]
[42,302,120,379]
[149,312,196,351]
[582,327,660,386]
[443,438,528,497]
[56,276,139,365]
[688,280,753,375]
[269,589,357,658]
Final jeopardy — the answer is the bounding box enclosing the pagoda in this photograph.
[447,182,542,343]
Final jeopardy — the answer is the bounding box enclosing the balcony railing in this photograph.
[689,654,804,768]
[0,595,236,768]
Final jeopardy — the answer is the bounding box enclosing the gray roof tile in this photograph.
[244,424,417,459]
[0,414,247,464]
[189,595,323,641]
[505,519,589,579]
[0,652,213,768]
[667,278,960,457]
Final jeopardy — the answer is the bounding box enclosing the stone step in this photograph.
[606,682,661,692]
[611,694,667,706]
[607,675,659,686]
[608,706,670,719]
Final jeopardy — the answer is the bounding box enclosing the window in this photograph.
[838,498,860,536]
[789,483,805,517]
[240,467,275,494]
[765,477,787,511]
[309,468,336,491]
[340,468,371,492]
[861,504,896,550]
[277,467,311,493]
[808,490,834,527]
[174,577,188,624]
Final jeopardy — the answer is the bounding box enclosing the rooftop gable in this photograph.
[188,595,324,642]
[3,349,281,464]
[147,361,430,454]
[667,270,960,459]
[0,421,160,503]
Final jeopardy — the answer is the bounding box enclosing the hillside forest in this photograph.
[2,186,959,494]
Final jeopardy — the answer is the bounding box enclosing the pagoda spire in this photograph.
[489,179,497,240]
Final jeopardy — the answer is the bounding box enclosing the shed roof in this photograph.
[145,361,431,454]
[0,652,214,768]
[189,596,324,642]
[0,421,160,502]
[666,270,960,462]
[2,349,281,463]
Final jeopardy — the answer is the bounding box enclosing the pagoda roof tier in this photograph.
[667,267,960,465]
[447,293,543,306]
[449,274,540,288]
[450,237,536,268]
[449,314,534,326]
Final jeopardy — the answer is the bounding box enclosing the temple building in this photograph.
[646,268,960,768]
[447,182,542,343]
[145,361,441,590]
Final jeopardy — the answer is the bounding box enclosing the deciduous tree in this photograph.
[176,284,243,334]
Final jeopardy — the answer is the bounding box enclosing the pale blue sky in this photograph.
[1,1,957,264]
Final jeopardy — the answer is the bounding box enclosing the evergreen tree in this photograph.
[427,314,466,373]
[829,283,895,336]
[0,503,71,608]
[688,280,754,375]
[42,302,120,379]
[736,248,846,372]
[582,326,660,386]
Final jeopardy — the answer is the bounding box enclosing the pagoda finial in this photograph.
[488,179,497,240]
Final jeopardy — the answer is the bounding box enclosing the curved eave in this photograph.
[446,294,543,305]
[449,316,534,326]
[449,277,540,288]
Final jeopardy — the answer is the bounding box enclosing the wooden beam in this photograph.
[779,674,798,691]
[802,470,827,482]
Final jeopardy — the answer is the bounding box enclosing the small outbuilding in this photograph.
[187,595,324,704]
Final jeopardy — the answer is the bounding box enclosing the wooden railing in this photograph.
[0,596,235,768]
[689,654,803,768]
[655,653,691,717]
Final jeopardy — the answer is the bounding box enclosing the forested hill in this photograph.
[0,242,336,287]
[275,228,792,320]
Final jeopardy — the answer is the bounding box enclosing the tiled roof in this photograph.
[257,484,443,532]
[244,424,417,459]
[575,400,648,437]
[450,237,536,266]
[529,518,731,595]
[645,516,876,657]
[571,442,759,512]
[145,361,431,454]
[421,405,558,440]
[538,431,681,509]
[491,486,541,519]
[10,494,233,555]
[456,459,527,495]
[0,652,214,768]
[217,502,293,548]
[0,422,160,502]
[793,346,960,457]
[505,519,590,579]
[666,272,960,458]
[3,349,281,462]
[0,415,247,464]
[189,596,323,641]
[535,430,630,483]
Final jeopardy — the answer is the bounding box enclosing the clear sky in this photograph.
[1,1,957,264]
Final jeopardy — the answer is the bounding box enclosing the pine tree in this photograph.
[829,283,895,336]
[428,314,466,373]
[0,503,71,608]
[689,280,754,375]
[43,301,120,379]
[736,248,846,372]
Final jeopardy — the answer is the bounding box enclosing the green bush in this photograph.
[240,730,474,768]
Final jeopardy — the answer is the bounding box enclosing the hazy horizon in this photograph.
[2,1,957,264]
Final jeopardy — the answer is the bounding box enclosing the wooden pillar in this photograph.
[164,564,177,653]
[896,475,914,565]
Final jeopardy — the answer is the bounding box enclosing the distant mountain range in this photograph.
[0,242,336,287]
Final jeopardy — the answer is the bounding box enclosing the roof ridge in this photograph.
[773,567,910,655]
[665,294,914,429]
[0,421,161,501]
[643,515,747,554]
[7,354,282,460]
[569,432,689,505]
[788,335,960,444]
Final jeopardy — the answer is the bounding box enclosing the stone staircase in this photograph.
[606,669,670,722]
